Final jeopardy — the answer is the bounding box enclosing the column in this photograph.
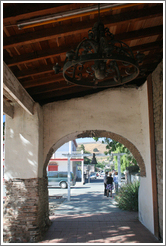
[3,103,50,243]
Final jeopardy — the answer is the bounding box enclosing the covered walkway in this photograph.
[39,182,159,244]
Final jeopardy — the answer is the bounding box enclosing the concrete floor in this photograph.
[39,182,160,244]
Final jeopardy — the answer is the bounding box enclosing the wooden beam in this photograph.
[3,61,34,115]
[3,5,163,49]
[147,73,159,239]
[13,53,162,80]
[15,64,54,79]
[4,40,163,68]
[131,41,163,53]
[5,46,68,67]
[22,74,64,88]
[3,3,81,23]
[27,80,70,95]
[16,3,162,29]
[116,25,163,42]
[3,98,14,118]
[33,85,90,101]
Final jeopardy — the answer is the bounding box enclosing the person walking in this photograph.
[106,172,113,197]
[104,171,108,196]
[113,171,118,193]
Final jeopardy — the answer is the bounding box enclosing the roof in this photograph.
[3,2,163,106]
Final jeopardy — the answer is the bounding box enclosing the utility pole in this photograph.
[63,152,91,201]
[112,153,126,187]
[81,150,84,185]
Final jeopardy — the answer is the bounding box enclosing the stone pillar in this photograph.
[3,103,50,243]
[3,178,50,243]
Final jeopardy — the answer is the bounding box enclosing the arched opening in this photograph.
[43,130,146,178]
[40,130,149,242]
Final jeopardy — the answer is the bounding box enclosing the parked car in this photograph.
[90,172,97,179]
[47,171,76,188]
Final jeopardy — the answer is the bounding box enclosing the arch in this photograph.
[43,129,146,177]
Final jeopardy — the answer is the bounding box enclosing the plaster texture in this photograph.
[42,82,154,234]
[138,80,154,233]
[4,80,155,237]
[43,85,147,166]
[5,103,43,180]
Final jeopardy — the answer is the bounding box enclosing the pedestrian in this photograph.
[106,172,113,197]
[112,169,115,178]
[104,171,108,196]
[113,171,118,193]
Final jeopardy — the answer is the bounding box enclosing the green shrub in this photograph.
[115,181,140,211]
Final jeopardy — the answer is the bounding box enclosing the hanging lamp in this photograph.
[53,4,144,88]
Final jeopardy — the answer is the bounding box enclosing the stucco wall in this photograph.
[138,81,154,233]
[43,86,147,162]
[43,83,154,234]
[5,103,43,179]
[4,76,156,236]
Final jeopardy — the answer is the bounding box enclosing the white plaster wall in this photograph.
[4,103,43,180]
[43,86,147,163]
[43,83,153,234]
[138,82,154,233]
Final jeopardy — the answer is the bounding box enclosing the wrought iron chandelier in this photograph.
[53,4,144,88]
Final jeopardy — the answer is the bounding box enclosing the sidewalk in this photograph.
[39,183,160,244]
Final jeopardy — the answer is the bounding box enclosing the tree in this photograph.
[79,144,85,152]
[93,137,138,172]
[77,144,91,164]
[96,161,105,170]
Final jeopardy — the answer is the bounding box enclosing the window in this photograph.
[47,172,58,178]
[59,172,67,177]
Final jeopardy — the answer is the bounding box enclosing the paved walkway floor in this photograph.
[39,183,160,244]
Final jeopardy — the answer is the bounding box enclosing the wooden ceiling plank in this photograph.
[27,81,70,95]
[3,3,71,23]
[4,24,163,51]
[3,5,163,49]
[5,46,67,67]
[115,25,163,42]
[32,62,159,104]
[11,40,163,80]
[14,64,54,79]
[22,74,64,88]
[4,40,163,67]
[32,85,90,101]
[22,52,162,95]
[131,40,163,53]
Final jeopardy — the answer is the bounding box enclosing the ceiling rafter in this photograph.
[3,5,163,49]
[3,3,163,105]
[5,40,163,68]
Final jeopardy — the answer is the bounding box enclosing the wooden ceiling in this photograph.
[3,2,163,105]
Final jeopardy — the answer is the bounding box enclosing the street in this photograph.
[3,177,124,199]
[48,177,105,198]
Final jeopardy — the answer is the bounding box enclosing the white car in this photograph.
[90,172,97,179]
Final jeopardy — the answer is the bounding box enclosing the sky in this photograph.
[76,137,104,144]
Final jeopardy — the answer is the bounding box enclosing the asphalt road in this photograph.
[48,177,105,197]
